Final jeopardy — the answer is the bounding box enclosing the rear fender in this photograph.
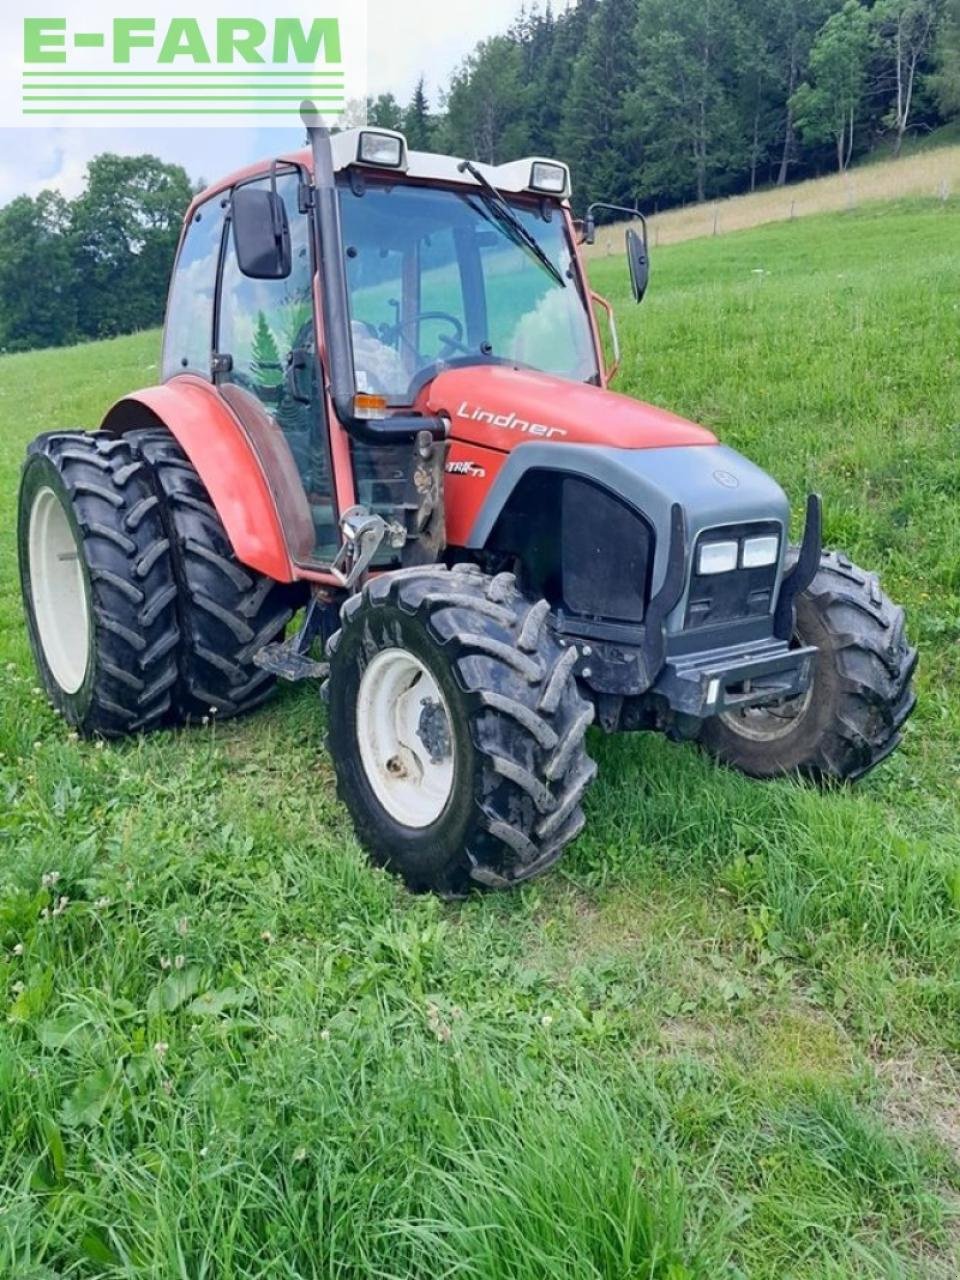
[100,377,294,582]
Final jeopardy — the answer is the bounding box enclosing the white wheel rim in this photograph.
[356,647,455,828]
[28,486,91,695]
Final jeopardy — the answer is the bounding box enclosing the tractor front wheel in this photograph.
[698,550,917,783]
[325,564,597,894]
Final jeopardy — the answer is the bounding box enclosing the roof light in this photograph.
[529,161,569,196]
[357,131,405,169]
[698,540,739,576]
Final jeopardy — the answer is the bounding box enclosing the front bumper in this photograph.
[652,636,817,718]
[559,492,823,720]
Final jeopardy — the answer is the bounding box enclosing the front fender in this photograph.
[101,377,294,582]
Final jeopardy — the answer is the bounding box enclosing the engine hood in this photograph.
[417,364,717,452]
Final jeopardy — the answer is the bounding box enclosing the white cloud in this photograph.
[367,0,530,105]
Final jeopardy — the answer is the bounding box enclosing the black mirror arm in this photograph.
[585,201,648,249]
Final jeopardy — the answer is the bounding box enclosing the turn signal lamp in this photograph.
[354,392,388,419]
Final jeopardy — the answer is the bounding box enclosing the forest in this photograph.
[375,0,960,207]
[1,0,957,353]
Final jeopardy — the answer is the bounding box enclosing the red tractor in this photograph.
[18,123,916,894]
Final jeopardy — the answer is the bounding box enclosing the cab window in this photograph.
[217,172,337,561]
[161,195,227,380]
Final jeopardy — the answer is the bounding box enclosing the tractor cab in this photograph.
[160,126,609,575]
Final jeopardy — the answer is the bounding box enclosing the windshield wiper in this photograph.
[458,159,566,289]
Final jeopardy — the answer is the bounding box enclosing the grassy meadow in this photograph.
[586,142,960,251]
[2,198,960,1277]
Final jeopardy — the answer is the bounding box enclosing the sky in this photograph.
[0,0,531,206]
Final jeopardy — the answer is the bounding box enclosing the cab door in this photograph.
[215,170,338,562]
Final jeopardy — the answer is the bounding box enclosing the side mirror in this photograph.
[583,214,596,246]
[626,227,649,303]
[231,186,291,280]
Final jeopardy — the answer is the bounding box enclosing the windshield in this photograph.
[338,180,599,403]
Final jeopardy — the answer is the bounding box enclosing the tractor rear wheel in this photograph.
[325,564,597,894]
[18,431,180,736]
[126,429,303,724]
[699,550,916,782]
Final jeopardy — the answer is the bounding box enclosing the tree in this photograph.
[404,76,433,150]
[0,191,76,351]
[561,0,640,209]
[444,36,530,163]
[250,311,282,391]
[930,0,960,114]
[626,0,742,205]
[70,153,192,339]
[367,93,403,130]
[770,0,836,185]
[873,0,942,153]
[734,0,782,191]
[791,1,871,173]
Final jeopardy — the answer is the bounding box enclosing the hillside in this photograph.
[586,144,960,253]
[1,203,959,1276]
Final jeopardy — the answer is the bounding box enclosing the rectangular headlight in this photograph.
[357,131,404,168]
[741,534,779,568]
[530,161,568,194]
[698,540,739,575]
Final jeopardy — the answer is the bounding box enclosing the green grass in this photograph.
[2,199,960,1277]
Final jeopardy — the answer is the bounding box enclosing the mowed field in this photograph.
[2,199,960,1278]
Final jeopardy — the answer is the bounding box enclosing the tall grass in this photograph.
[585,146,960,252]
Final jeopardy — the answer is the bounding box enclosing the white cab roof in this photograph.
[328,128,572,200]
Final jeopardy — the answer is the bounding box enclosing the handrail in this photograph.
[590,291,620,383]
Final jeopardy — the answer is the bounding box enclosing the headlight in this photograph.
[741,534,779,568]
[529,160,569,195]
[357,131,405,168]
[697,540,739,575]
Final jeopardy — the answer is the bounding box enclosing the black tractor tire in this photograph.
[325,563,597,894]
[18,431,180,737]
[699,550,917,783]
[125,428,303,724]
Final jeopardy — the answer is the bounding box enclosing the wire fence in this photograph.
[585,146,960,256]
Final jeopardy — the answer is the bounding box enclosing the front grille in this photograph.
[561,478,653,623]
[685,520,781,630]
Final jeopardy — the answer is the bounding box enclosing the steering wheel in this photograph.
[392,310,471,357]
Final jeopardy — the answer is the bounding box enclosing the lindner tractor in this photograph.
[18,119,916,894]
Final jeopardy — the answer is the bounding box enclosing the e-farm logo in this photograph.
[2,2,368,127]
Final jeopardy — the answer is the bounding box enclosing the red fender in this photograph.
[101,376,294,582]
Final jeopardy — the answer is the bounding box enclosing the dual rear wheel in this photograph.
[18,430,299,737]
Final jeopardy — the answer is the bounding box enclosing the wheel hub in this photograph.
[717,670,815,741]
[28,486,90,695]
[416,697,452,765]
[355,648,455,828]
